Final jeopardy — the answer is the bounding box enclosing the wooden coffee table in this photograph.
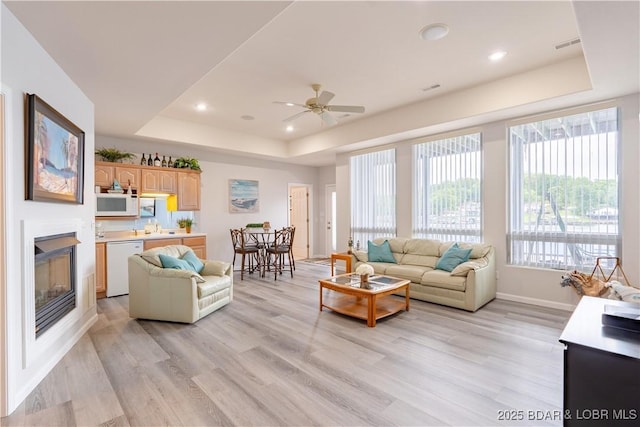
[318,273,410,327]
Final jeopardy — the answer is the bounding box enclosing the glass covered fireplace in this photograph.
[34,232,79,338]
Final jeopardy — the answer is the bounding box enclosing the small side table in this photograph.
[330,252,352,275]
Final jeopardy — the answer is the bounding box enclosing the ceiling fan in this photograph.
[274,84,365,126]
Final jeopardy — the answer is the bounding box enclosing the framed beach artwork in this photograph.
[229,179,259,213]
[26,94,85,204]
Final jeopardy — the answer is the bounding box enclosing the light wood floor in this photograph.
[2,262,571,426]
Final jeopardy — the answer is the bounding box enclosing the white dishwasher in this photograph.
[106,240,143,297]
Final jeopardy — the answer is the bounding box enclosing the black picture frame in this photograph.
[26,93,85,204]
[139,197,156,218]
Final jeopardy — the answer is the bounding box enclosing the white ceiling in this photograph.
[4,1,639,166]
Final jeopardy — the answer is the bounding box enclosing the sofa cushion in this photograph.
[368,240,397,263]
[421,270,467,292]
[450,258,489,277]
[404,239,440,256]
[372,237,408,254]
[201,260,231,277]
[385,264,433,283]
[353,250,368,262]
[435,243,472,272]
[182,250,204,273]
[197,275,232,299]
[400,254,439,268]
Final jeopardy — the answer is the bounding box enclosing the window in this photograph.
[350,149,396,245]
[413,133,482,242]
[508,107,620,270]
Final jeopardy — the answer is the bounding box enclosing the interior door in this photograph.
[326,184,336,255]
[289,185,309,259]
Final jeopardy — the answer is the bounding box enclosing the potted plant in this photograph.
[173,157,201,171]
[95,147,135,163]
[177,217,194,233]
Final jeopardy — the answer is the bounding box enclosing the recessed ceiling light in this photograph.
[286,125,294,132]
[419,23,449,41]
[488,51,507,62]
[422,84,441,92]
[241,115,255,121]
[195,103,207,111]
[285,102,295,107]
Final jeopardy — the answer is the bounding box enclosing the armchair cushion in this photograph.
[182,250,204,273]
[201,260,231,276]
[159,253,195,271]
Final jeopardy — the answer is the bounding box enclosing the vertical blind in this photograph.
[350,149,396,246]
[508,107,620,271]
[413,133,482,242]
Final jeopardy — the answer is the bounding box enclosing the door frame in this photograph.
[288,183,312,258]
[325,184,336,256]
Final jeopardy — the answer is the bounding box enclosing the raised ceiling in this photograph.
[4,1,639,166]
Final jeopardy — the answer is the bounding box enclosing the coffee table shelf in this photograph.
[319,273,410,327]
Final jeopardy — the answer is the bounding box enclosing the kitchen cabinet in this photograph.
[95,242,107,299]
[141,169,176,194]
[95,163,140,191]
[95,164,113,189]
[95,162,199,211]
[143,238,182,251]
[182,236,206,258]
[115,166,140,191]
[178,171,200,211]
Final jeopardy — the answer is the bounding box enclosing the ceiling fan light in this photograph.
[420,23,449,41]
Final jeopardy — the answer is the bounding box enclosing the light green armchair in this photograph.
[128,245,233,323]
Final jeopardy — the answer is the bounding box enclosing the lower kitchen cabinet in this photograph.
[143,238,182,250]
[182,236,207,258]
[95,242,107,299]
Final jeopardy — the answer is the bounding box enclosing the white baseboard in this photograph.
[496,292,576,311]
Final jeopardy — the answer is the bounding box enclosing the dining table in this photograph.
[243,227,275,277]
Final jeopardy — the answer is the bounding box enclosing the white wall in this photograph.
[336,93,640,310]
[1,4,97,416]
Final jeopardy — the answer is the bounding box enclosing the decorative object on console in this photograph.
[95,146,135,163]
[26,93,85,204]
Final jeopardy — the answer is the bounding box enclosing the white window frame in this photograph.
[350,148,396,246]
[507,105,620,271]
[412,132,483,242]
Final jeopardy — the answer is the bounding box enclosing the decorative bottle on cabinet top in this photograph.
[161,155,167,167]
[147,154,153,166]
[154,153,161,167]
[140,153,146,165]
[168,156,174,168]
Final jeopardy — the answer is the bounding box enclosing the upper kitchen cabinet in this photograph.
[178,171,200,211]
[95,163,139,191]
[95,162,200,211]
[141,169,177,194]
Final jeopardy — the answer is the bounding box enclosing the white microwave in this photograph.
[96,193,139,217]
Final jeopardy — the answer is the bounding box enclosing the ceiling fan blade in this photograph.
[319,111,338,126]
[273,101,308,108]
[283,110,310,122]
[317,90,335,106]
[326,105,365,113]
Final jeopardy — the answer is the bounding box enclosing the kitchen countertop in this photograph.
[96,231,206,243]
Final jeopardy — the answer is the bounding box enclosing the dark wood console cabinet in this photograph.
[559,296,640,426]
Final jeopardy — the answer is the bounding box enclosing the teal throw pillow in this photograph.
[435,243,472,272]
[159,254,193,271]
[181,250,204,273]
[368,240,397,263]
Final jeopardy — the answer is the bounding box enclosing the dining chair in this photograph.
[288,226,296,271]
[265,227,294,280]
[230,228,260,280]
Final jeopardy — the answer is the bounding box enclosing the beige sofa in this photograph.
[351,237,496,312]
[128,245,233,323]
